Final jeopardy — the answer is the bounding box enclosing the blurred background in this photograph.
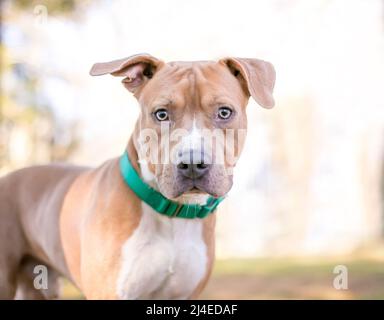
[1,0,384,299]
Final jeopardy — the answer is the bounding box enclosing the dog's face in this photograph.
[90,54,275,200]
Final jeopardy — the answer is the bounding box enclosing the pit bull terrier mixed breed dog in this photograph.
[0,54,275,299]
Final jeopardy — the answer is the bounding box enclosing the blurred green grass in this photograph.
[61,257,384,300]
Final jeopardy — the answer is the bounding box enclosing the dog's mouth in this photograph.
[175,183,207,197]
[157,164,233,200]
[189,187,201,193]
[174,180,223,198]
[170,185,214,206]
[184,186,210,196]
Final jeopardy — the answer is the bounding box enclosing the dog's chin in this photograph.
[159,184,204,200]
[172,188,211,205]
[159,182,230,201]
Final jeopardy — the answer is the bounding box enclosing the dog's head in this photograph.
[90,54,275,200]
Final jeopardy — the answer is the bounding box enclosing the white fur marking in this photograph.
[116,202,207,299]
[181,118,203,152]
[138,159,156,183]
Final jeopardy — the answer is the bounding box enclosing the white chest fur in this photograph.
[116,203,207,299]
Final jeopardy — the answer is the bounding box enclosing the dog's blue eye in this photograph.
[154,109,169,121]
[218,106,233,120]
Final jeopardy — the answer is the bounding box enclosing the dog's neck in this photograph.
[126,137,140,174]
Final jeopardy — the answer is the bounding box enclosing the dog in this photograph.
[0,53,275,299]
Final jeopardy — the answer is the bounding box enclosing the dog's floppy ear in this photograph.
[220,57,276,108]
[90,53,164,93]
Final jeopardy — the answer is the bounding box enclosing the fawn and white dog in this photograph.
[0,54,275,299]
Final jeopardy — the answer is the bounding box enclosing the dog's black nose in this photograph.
[177,150,211,179]
[177,162,210,179]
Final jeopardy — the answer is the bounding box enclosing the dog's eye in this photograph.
[154,109,169,121]
[217,106,233,120]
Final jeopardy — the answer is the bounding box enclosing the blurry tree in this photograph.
[0,0,95,172]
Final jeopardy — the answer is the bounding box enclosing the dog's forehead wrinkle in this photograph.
[147,62,233,114]
[163,63,194,80]
[187,66,199,115]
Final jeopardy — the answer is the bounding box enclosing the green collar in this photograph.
[119,152,224,219]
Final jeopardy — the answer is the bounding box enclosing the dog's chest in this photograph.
[116,203,207,299]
